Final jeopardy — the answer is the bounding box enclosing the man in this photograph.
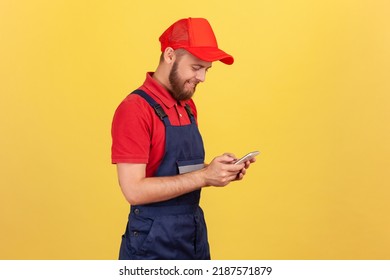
[111,17,255,260]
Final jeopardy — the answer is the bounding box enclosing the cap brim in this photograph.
[184,47,234,65]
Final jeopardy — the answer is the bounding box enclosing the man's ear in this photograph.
[163,47,175,64]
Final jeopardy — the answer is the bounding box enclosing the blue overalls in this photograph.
[119,90,210,260]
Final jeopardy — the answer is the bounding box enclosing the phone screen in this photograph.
[234,151,260,165]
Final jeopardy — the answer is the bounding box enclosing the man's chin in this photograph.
[180,92,195,101]
[169,89,195,101]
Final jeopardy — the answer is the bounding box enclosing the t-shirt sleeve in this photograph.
[111,95,152,164]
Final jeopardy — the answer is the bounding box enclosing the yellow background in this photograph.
[1,0,389,259]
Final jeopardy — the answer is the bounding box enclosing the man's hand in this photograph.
[201,153,254,187]
[235,156,256,181]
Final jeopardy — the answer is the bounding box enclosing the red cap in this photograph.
[159,18,234,65]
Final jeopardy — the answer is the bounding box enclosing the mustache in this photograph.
[188,79,200,85]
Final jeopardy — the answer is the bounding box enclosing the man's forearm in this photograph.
[123,169,207,205]
[117,154,247,205]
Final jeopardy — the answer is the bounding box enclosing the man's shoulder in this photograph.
[113,90,155,122]
[118,89,152,108]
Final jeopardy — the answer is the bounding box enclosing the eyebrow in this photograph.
[192,64,212,70]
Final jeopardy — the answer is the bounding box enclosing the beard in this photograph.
[168,61,198,101]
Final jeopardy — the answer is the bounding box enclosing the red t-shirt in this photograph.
[111,72,199,177]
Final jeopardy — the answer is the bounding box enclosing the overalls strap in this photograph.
[132,89,170,126]
[132,89,196,125]
[184,103,196,124]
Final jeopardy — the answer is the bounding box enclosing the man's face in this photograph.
[168,51,212,101]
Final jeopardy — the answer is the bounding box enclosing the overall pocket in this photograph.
[136,214,197,259]
[128,214,155,256]
[176,158,204,174]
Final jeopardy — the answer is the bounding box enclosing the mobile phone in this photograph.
[234,151,260,165]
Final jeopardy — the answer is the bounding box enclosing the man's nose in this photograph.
[196,69,206,82]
